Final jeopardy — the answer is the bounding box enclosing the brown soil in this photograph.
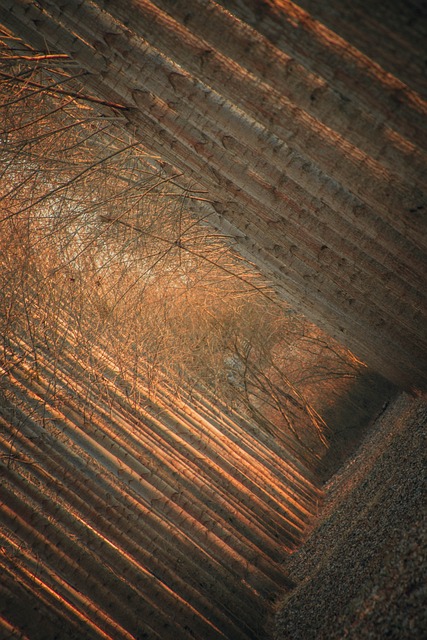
[273,392,427,639]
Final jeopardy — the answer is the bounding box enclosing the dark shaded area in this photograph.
[318,371,398,481]
[294,0,427,98]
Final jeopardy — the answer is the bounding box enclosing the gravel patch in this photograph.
[274,392,426,639]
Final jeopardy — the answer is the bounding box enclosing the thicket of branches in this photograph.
[0,32,364,457]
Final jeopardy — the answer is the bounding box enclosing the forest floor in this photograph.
[273,392,426,639]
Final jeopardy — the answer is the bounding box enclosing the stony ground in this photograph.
[273,392,426,639]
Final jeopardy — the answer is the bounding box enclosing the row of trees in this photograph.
[1,0,424,390]
[0,33,369,463]
[0,27,396,640]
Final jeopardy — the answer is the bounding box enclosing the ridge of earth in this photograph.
[273,392,427,639]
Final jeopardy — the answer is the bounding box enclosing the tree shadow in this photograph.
[317,370,398,482]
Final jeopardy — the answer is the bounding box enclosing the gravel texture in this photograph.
[274,392,426,639]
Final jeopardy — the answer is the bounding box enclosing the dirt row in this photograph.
[274,392,426,639]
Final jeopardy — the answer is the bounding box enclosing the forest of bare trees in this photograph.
[0,32,372,457]
[1,0,425,392]
[0,0,420,636]
[0,30,387,640]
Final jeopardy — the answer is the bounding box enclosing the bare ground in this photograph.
[273,392,427,639]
